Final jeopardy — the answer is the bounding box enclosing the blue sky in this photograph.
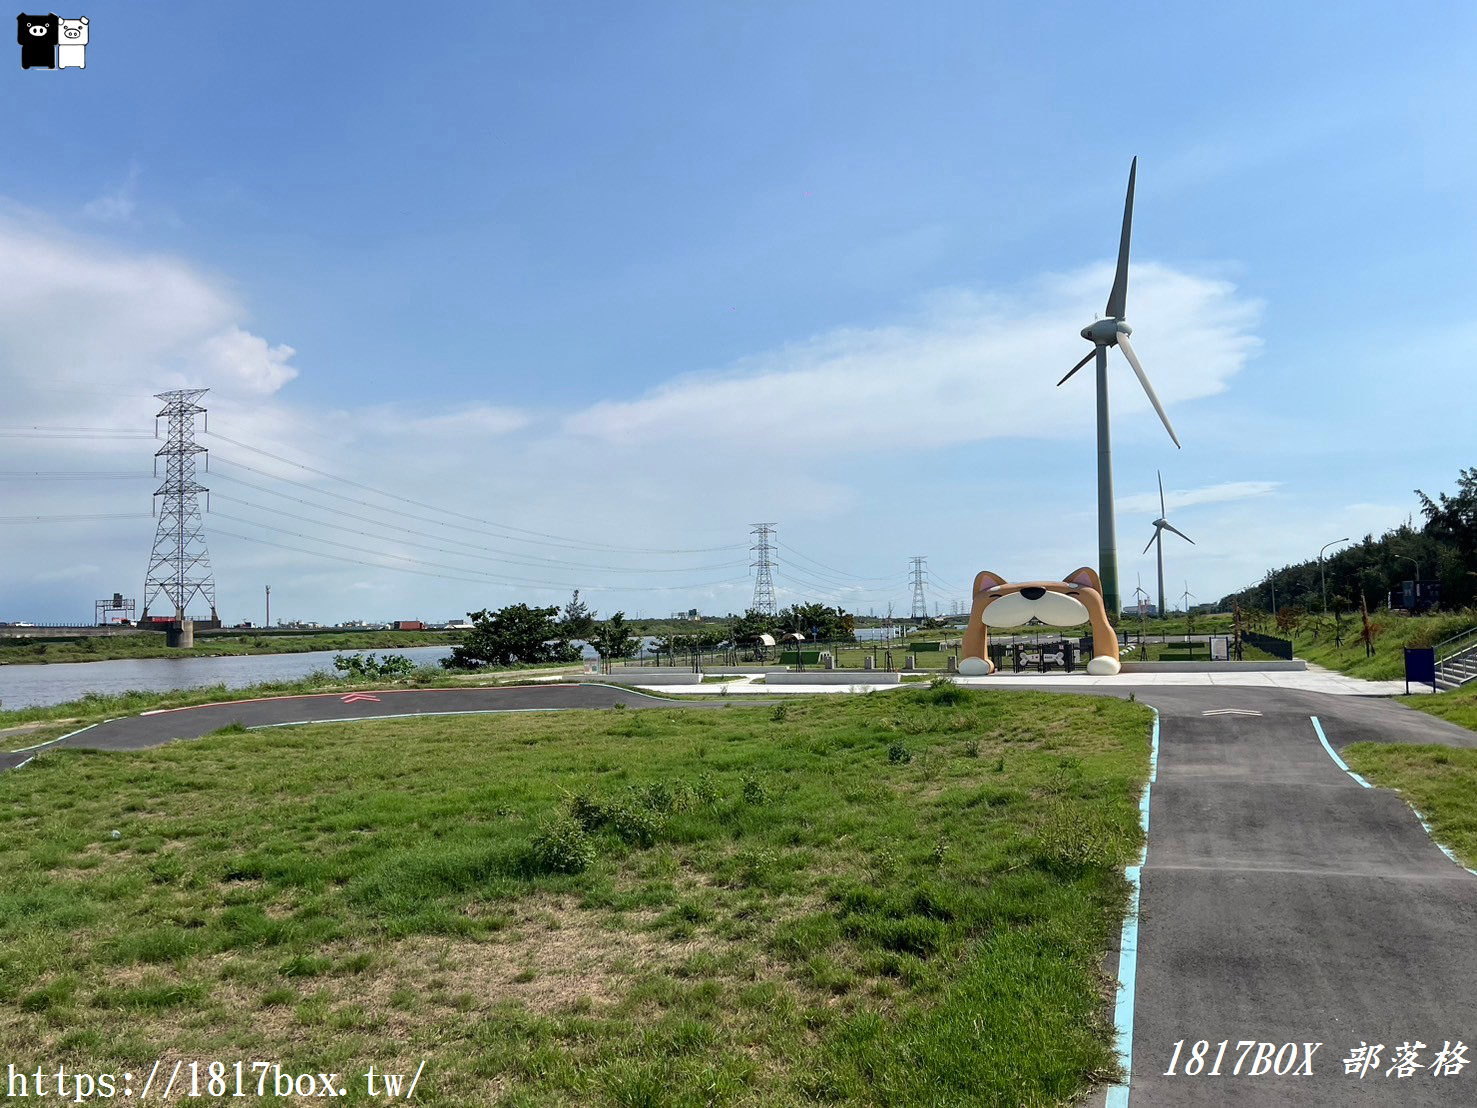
[4,1,1476,624]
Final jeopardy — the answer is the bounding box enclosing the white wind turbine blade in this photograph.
[1057,349,1096,387]
[1158,469,1166,517]
[1162,521,1195,544]
[1142,527,1160,556]
[1116,333,1180,448]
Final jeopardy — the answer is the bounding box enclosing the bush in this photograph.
[333,652,415,680]
[529,817,595,875]
[923,677,968,706]
[741,775,769,805]
[888,743,912,765]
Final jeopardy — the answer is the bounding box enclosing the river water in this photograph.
[0,638,674,711]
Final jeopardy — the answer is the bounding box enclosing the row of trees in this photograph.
[442,594,860,670]
[442,590,640,669]
[1219,466,1477,616]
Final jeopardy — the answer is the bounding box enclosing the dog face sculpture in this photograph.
[958,567,1121,676]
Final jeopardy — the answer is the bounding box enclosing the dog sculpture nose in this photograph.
[1020,587,1046,600]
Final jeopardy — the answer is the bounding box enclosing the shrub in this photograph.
[741,775,769,805]
[923,676,969,706]
[887,743,912,765]
[529,817,595,875]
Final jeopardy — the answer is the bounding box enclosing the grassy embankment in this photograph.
[0,630,462,666]
[1281,608,1477,681]
[0,688,1152,1105]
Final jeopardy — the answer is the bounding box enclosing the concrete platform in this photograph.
[763,670,900,685]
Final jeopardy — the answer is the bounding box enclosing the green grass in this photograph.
[1342,741,1477,870]
[0,629,461,666]
[1283,609,1477,680]
[1401,683,1477,734]
[0,688,1152,1106]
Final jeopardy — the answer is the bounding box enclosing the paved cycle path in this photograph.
[0,683,708,773]
[1102,687,1477,1107]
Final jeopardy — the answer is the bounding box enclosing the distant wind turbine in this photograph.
[1180,581,1196,614]
[1058,157,1182,617]
[1142,470,1194,617]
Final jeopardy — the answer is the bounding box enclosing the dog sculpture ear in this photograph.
[1063,566,1102,592]
[973,570,1007,595]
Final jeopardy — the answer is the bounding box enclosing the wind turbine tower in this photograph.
[1057,158,1182,617]
[1143,470,1194,618]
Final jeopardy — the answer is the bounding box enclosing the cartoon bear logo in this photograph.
[17,12,58,69]
[57,15,86,68]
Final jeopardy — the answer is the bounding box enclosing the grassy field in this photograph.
[0,687,1153,1106]
[0,630,461,666]
[1343,741,1477,870]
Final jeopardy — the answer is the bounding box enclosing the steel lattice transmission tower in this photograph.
[909,556,928,620]
[141,389,218,622]
[750,524,777,616]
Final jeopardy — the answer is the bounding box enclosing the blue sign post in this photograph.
[1404,647,1436,694]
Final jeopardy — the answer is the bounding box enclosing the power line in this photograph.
[0,471,153,480]
[211,492,748,574]
[777,543,900,582]
[204,430,740,555]
[206,463,747,572]
[1,512,152,523]
[209,525,751,593]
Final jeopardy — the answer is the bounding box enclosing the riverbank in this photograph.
[0,629,464,666]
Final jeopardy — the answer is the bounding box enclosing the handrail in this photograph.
[1433,625,1477,658]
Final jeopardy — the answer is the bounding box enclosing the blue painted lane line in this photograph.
[1310,715,1372,788]
[1105,705,1159,1108]
[1314,715,1477,879]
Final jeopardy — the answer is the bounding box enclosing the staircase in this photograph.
[1435,627,1477,691]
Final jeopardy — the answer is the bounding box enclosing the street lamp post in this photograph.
[1319,538,1349,615]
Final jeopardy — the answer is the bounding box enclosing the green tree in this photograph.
[443,604,581,669]
[776,603,856,642]
[559,589,596,641]
[589,611,639,660]
[729,608,778,645]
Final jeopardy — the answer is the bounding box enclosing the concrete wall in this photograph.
[1121,660,1307,673]
[764,670,901,685]
[589,671,704,685]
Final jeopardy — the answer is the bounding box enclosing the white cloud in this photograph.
[1117,480,1281,515]
[198,327,299,395]
[563,262,1261,455]
[0,198,1273,623]
[82,163,141,223]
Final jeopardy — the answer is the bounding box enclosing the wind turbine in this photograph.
[1133,573,1151,618]
[1058,157,1182,617]
[1180,582,1196,614]
[1142,470,1194,618]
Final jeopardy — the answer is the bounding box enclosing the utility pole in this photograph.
[265,584,271,628]
[909,556,928,621]
[141,389,217,627]
[1319,537,1349,614]
[750,524,777,616]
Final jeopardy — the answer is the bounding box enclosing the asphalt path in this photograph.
[6,679,1477,1105]
[0,683,717,773]
[1083,686,1477,1107]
